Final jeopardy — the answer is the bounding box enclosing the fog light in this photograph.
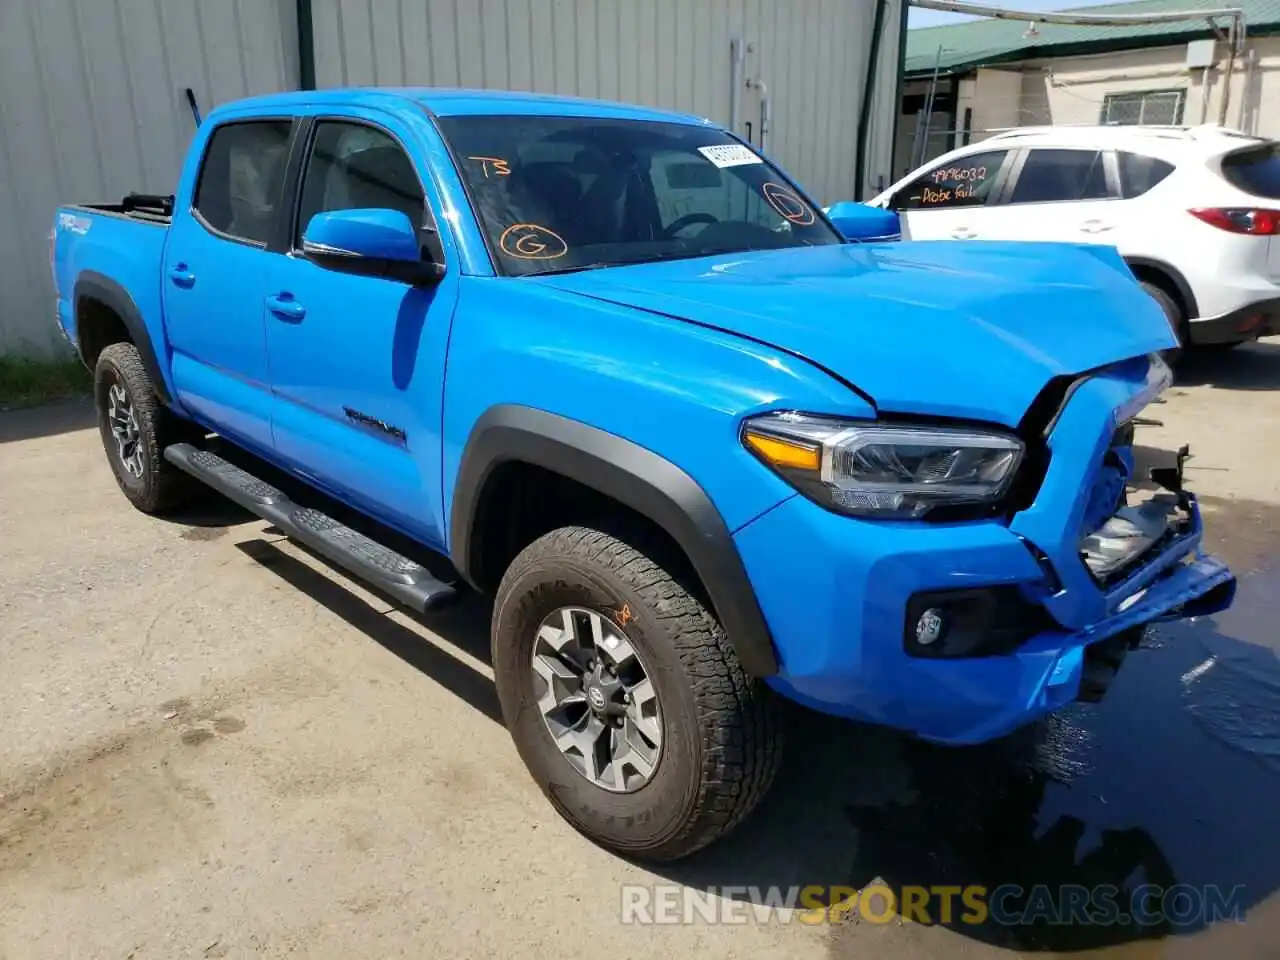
[915,608,946,646]
[904,586,1057,658]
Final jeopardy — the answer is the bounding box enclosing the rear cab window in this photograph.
[1220,141,1280,199]
[193,120,293,245]
[891,151,1010,211]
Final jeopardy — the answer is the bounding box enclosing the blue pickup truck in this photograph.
[53,88,1235,861]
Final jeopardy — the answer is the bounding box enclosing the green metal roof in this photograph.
[905,0,1280,77]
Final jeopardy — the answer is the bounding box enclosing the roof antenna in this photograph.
[184,87,202,127]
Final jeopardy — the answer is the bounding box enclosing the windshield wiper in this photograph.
[531,251,678,276]
[531,261,618,276]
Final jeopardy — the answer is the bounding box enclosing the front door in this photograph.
[890,148,1013,241]
[265,116,459,547]
[164,118,294,452]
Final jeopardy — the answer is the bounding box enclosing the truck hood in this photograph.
[537,242,1176,425]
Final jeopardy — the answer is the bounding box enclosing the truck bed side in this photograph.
[53,204,179,404]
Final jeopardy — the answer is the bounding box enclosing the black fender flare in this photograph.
[1124,256,1199,321]
[73,271,173,406]
[450,405,779,677]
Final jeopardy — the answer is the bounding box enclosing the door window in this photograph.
[295,121,426,244]
[193,120,293,245]
[1008,149,1111,205]
[892,151,1009,211]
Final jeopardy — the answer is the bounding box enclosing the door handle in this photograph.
[168,263,196,287]
[1080,220,1114,234]
[951,228,977,240]
[266,292,306,322]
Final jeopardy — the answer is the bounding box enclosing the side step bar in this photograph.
[164,443,457,613]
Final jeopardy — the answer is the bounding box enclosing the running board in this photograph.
[164,443,457,613]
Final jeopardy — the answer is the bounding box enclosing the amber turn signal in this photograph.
[743,430,821,472]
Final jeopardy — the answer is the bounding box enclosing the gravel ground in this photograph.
[1,339,1278,959]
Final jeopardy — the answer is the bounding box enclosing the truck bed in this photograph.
[53,197,173,365]
[65,192,174,226]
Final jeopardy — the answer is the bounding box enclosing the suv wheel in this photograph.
[1140,281,1186,362]
[492,525,783,861]
[94,343,197,514]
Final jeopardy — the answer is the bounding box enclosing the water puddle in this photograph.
[838,565,1280,953]
[1179,587,1280,776]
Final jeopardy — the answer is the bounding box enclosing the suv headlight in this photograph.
[742,413,1024,519]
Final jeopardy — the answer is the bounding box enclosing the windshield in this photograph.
[436,115,842,276]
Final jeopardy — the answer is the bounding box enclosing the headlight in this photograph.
[742,412,1024,519]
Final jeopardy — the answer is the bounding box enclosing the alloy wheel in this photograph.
[106,381,144,479]
[531,606,663,792]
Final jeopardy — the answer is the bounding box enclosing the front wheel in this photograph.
[491,525,783,861]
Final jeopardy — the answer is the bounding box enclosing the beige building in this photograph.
[898,0,1280,176]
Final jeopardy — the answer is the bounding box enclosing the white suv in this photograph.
[871,125,1280,348]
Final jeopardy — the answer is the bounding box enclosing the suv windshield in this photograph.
[436,115,842,276]
[1220,141,1280,200]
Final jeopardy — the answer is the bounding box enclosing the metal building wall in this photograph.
[311,0,904,206]
[0,0,903,359]
[0,0,299,359]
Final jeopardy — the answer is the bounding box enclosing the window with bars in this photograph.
[1100,90,1186,126]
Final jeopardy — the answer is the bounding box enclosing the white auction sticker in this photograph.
[697,144,762,168]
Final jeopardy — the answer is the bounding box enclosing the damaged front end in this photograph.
[1078,439,1235,624]
[1008,354,1236,708]
[1073,442,1237,701]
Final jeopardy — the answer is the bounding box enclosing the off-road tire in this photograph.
[492,525,784,861]
[94,342,198,514]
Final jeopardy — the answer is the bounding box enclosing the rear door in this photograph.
[164,118,295,451]
[264,112,460,546]
[974,147,1120,243]
[886,148,1015,241]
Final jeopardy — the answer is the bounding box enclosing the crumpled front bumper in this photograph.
[733,359,1237,745]
[960,495,1235,744]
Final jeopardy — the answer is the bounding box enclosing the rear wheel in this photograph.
[94,343,197,514]
[492,525,783,861]
[1140,281,1186,364]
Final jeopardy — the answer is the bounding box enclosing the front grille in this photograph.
[1079,421,1137,540]
[1002,373,1094,516]
[1077,420,1190,586]
[1113,419,1136,448]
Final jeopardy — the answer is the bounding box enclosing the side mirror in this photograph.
[301,208,444,284]
[825,201,902,243]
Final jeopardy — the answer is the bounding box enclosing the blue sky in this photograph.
[908,0,1083,28]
